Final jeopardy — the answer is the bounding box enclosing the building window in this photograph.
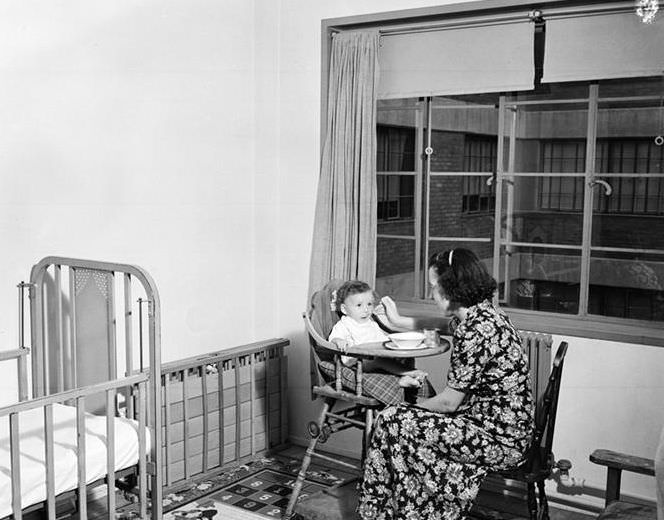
[463,135,496,213]
[595,139,664,215]
[377,124,416,221]
[539,141,585,211]
[538,139,664,214]
[375,78,664,331]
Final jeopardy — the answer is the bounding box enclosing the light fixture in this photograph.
[636,0,659,24]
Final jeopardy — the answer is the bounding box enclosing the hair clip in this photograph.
[330,289,338,312]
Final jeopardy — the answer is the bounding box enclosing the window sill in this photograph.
[395,300,664,348]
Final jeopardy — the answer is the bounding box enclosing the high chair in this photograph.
[284,279,392,518]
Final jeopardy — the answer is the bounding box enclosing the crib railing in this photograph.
[160,337,289,487]
[0,358,149,520]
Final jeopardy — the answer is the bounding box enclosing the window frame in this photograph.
[321,1,664,347]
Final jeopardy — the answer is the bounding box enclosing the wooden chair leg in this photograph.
[537,480,549,520]
[527,482,538,520]
[284,400,332,519]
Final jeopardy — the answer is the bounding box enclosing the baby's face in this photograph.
[341,291,375,323]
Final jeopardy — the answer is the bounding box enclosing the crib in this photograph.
[0,256,162,519]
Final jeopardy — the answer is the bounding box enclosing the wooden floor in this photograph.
[277,444,596,520]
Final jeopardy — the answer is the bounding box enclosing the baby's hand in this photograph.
[332,339,349,354]
[404,369,428,382]
[374,302,386,315]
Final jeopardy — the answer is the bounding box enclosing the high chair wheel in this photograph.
[307,421,320,438]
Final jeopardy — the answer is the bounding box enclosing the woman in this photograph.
[358,248,534,520]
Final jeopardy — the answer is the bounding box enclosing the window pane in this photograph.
[377,125,416,171]
[430,175,494,238]
[510,100,588,174]
[377,175,415,224]
[502,176,584,246]
[428,239,494,272]
[499,245,581,314]
[376,237,416,300]
[429,94,499,173]
[591,176,664,250]
[589,251,664,321]
[377,100,419,226]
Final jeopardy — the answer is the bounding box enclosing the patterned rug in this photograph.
[117,456,350,519]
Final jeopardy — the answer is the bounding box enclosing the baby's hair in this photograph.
[428,248,497,307]
[334,280,375,314]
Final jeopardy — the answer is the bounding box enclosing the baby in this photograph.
[328,280,426,389]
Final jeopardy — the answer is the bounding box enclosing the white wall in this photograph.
[0,0,260,371]
[267,0,664,511]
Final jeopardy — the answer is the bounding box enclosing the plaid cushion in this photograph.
[318,361,435,406]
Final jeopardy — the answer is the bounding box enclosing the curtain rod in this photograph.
[330,1,636,38]
[378,11,536,36]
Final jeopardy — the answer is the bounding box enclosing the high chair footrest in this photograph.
[312,385,382,406]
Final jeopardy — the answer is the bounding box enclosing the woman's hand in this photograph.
[417,386,466,413]
[380,296,401,322]
[379,296,416,330]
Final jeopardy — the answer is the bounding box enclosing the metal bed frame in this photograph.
[0,256,162,519]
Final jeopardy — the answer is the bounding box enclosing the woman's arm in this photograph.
[416,386,466,413]
[377,296,452,331]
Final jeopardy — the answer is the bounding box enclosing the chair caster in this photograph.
[319,425,331,443]
[307,421,320,438]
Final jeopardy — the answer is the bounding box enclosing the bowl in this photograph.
[387,331,425,349]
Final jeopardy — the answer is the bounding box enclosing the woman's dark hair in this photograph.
[334,280,374,314]
[428,248,497,308]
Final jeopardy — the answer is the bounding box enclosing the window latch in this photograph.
[588,177,613,196]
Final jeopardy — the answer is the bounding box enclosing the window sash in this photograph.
[378,89,664,323]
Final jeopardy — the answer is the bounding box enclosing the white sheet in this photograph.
[0,402,149,518]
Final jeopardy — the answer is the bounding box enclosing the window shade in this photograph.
[377,21,535,99]
[542,12,664,83]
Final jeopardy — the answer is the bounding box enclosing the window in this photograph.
[463,135,497,213]
[323,2,664,344]
[595,139,664,215]
[539,141,585,211]
[377,124,416,221]
[375,78,664,336]
[538,139,664,214]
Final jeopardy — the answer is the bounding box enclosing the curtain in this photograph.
[308,30,380,295]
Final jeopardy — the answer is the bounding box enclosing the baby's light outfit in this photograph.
[328,315,387,365]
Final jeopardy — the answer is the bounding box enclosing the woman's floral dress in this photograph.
[358,301,534,520]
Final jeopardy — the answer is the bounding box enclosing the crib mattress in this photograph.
[0,402,148,518]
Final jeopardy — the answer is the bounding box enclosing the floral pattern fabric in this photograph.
[358,301,534,520]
